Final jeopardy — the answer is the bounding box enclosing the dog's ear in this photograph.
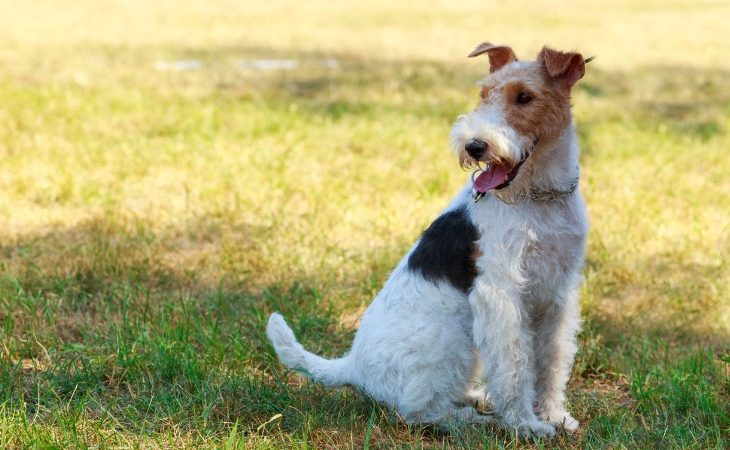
[468,42,518,73]
[537,46,585,86]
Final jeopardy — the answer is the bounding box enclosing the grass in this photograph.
[0,0,728,448]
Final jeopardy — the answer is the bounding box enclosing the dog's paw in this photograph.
[460,389,493,413]
[539,408,580,433]
[550,412,580,433]
[511,419,556,439]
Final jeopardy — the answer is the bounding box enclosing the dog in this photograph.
[267,42,589,438]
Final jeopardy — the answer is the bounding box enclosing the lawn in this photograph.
[0,0,728,448]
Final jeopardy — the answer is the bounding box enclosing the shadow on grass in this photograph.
[0,213,727,448]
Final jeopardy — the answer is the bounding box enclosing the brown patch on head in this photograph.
[479,50,585,145]
[501,64,573,142]
[510,47,584,141]
[470,44,586,145]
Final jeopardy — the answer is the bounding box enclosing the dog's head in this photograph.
[450,42,586,195]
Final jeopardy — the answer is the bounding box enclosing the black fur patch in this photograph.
[407,207,480,292]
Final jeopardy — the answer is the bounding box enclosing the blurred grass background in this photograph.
[0,0,728,448]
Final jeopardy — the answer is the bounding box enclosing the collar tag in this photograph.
[471,166,486,203]
[472,190,485,203]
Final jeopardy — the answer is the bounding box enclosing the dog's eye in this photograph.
[516,92,534,105]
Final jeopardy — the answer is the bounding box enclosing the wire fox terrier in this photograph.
[267,42,589,438]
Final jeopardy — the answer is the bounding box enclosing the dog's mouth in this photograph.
[472,154,529,193]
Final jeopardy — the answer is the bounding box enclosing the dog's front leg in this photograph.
[470,278,556,438]
[533,285,581,432]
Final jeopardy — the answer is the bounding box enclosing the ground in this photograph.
[0,0,728,448]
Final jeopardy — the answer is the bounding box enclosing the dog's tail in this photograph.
[266,313,351,387]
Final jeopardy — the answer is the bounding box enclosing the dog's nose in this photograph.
[465,139,488,159]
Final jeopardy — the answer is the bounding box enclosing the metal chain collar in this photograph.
[527,176,580,202]
[472,163,579,204]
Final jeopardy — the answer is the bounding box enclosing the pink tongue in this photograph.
[473,165,509,193]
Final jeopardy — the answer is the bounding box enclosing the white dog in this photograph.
[267,42,589,438]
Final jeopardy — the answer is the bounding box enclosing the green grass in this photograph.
[0,0,728,448]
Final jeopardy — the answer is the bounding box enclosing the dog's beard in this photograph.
[458,151,476,170]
